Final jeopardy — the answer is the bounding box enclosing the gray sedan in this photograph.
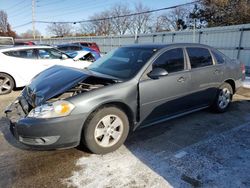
[5,43,244,154]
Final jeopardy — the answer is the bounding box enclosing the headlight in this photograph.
[27,100,75,118]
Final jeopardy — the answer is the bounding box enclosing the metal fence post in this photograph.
[152,34,157,43]
[198,31,202,43]
[237,28,244,59]
[172,33,175,43]
[162,34,165,43]
[110,36,112,51]
[103,37,106,53]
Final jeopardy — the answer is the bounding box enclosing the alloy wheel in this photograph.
[94,115,124,148]
[218,88,231,109]
[0,76,12,94]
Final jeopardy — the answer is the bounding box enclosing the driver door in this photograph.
[139,48,192,127]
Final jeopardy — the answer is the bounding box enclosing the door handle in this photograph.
[214,69,220,74]
[177,77,186,83]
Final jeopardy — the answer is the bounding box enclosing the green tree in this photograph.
[194,0,250,27]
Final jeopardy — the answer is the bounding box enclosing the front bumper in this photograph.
[5,99,87,150]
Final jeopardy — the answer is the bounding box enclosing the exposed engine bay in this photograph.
[18,65,120,108]
[48,76,116,102]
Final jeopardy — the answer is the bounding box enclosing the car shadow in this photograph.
[122,99,250,186]
[13,87,24,92]
[1,97,250,187]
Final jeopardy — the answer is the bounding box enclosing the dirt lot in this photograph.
[0,88,250,188]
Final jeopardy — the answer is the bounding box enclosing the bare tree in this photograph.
[111,3,131,35]
[78,23,95,35]
[159,7,188,31]
[129,2,152,35]
[153,15,171,32]
[0,10,9,33]
[89,11,113,36]
[46,23,73,37]
[20,29,41,38]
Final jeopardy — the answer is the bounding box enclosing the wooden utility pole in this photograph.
[32,0,36,39]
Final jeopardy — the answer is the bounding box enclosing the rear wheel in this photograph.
[211,83,233,113]
[82,106,129,154]
[0,73,14,95]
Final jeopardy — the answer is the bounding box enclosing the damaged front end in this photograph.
[5,65,119,148]
[7,65,118,118]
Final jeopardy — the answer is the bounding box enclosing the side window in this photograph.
[38,49,50,59]
[187,47,213,68]
[212,50,225,64]
[3,49,35,59]
[153,48,184,73]
[38,49,62,59]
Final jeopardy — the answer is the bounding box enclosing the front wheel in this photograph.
[211,83,233,113]
[82,106,129,154]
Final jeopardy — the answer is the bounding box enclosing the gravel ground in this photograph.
[0,88,250,188]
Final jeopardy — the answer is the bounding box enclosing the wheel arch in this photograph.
[83,101,135,131]
[224,79,236,94]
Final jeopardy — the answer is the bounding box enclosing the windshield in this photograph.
[89,47,157,79]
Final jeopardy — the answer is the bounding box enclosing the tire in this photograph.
[211,83,233,113]
[0,73,15,95]
[82,106,129,154]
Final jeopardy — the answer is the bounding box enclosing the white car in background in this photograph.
[0,45,92,94]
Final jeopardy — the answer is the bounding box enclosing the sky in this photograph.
[0,0,193,36]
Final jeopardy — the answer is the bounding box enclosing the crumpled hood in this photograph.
[23,65,92,107]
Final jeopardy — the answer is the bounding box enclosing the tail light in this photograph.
[241,63,246,80]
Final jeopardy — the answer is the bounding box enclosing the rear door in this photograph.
[139,48,192,126]
[186,47,222,108]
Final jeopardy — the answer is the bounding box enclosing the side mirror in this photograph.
[147,67,168,79]
[61,54,68,60]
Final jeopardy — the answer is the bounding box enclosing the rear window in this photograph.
[68,46,82,51]
[58,46,81,51]
[79,43,89,47]
[187,47,213,68]
[212,50,225,64]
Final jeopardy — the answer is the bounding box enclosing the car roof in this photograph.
[73,42,95,44]
[123,43,213,49]
[57,44,81,47]
[0,45,53,52]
